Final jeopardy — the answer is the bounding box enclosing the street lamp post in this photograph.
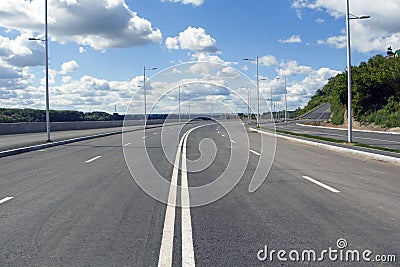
[247,87,251,123]
[284,76,288,124]
[178,85,181,123]
[346,0,370,142]
[188,93,191,121]
[243,57,260,127]
[143,66,157,125]
[29,0,50,142]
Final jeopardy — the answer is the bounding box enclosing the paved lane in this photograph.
[0,121,398,266]
[263,121,400,151]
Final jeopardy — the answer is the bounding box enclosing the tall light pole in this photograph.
[188,93,191,121]
[143,66,157,125]
[282,76,288,124]
[346,0,370,142]
[247,87,251,123]
[240,86,250,123]
[29,0,50,142]
[178,84,189,123]
[178,85,181,123]
[243,57,260,127]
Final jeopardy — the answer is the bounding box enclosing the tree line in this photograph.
[296,54,400,128]
[0,108,124,123]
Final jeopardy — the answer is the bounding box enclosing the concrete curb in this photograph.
[296,123,400,135]
[250,127,400,165]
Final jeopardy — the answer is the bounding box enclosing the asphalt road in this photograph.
[264,121,400,151]
[0,121,398,266]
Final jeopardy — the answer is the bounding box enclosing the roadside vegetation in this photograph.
[296,54,400,128]
[0,108,124,123]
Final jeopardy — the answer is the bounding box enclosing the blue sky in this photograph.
[0,0,399,114]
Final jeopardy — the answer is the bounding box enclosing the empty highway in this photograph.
[0,121,398,266]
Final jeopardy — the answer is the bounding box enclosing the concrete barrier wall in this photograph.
[0,121,125,135]
[0,119,179,135]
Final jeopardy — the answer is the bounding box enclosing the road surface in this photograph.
[0,121,398,266]
[265,121,400,152]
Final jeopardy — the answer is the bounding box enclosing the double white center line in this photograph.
[159,125,208,267]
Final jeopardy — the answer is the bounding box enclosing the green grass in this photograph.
[260,127,400,154]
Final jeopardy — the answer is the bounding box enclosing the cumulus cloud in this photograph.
[276,60,313,77]
[60,60,79,74]
[0,33,45,68]
[165,26,219,53]
[292,0,400,53]
[0,0,162,50]
[279,35,302,44]
[260,55,278,67]
[161,0,204,7]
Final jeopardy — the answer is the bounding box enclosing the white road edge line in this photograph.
[250,150,261,156]
[302,176,341,193]
[0,197,14,205]
[85,156,102,163]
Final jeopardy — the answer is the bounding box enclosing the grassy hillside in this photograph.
[297,54,400,128]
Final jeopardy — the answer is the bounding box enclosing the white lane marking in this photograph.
[302,176,341,193]
[158,131,184,267]
[250,150,261,156]
[123,143,132,147]
[0,197,14,205]
[159,124,211,267]
[181,130,195,266]
[230,140,236,144]
[85,156,102,163]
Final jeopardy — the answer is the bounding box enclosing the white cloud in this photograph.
[190,52,225,64]
[259,66,340,110]
[161,0,204,7]
[165,26,218,53]
[0,0,162,50]
[0,33,45,68]
[292,0,400,53]
[260,55,278,67]
[165,37,180,50]
[79,47,86,54]
[279,35,302,44]
[60,60,79,74]
[276,60,313,77]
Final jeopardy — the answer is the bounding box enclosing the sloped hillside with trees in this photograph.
[297,54,400,128]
